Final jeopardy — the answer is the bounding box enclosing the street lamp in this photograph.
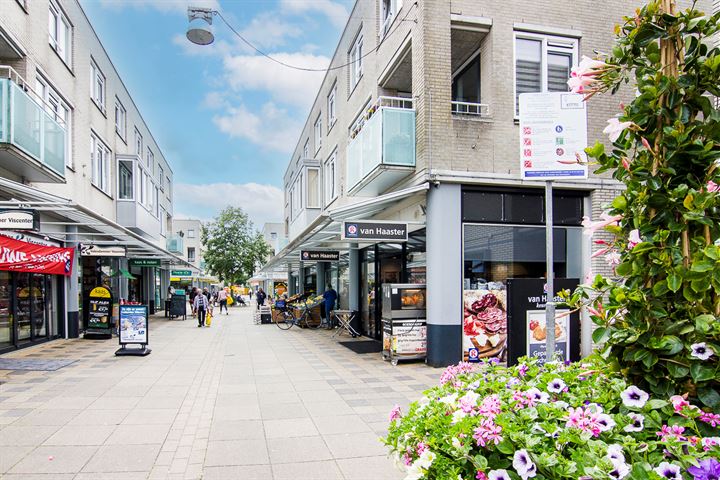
[186,7,215,46]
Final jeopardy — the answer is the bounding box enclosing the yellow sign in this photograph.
[90,286,111,298]
[170,277,181,281]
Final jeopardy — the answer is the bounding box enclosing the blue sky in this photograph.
[79,0,354,226]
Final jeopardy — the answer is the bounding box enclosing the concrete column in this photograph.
[426,183,462,367]
[349,243,359,311]
[287,264,295,296]
[65,225,80,338]
[299,262,305,295]
[316,262,326,294]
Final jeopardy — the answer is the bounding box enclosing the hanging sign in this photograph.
[0,209,39,230]
[129,258,161,267]
[0,235,74,276]
[301,250,340,262]
[171,269,192,277]
[119,304,148,344]
[341,221,408,241]
[80,244,127,257]
[519,92,588,180]
[87,286,112,332]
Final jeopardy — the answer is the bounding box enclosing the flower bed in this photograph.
[384,359,720,480]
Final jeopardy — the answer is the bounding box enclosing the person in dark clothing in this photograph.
[322,284,338,327]
[193,291,209,327]
[189,287,198,318]
[256,289,266,309]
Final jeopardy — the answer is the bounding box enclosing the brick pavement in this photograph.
[0,305,441,479]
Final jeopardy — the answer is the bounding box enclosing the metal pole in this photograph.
[545,180,555,360]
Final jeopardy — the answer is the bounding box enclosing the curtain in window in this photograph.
[515,38,542,110]
[547,52,572,92]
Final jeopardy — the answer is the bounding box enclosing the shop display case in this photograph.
[381,283,426,319]
[381,284,426,365]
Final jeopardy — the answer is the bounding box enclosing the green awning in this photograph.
[111,268,136,280]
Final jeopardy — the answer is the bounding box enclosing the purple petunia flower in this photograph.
[688,458,720,480]
[620,385,649,409]
[547,378,566,393]
[624,413,644,432]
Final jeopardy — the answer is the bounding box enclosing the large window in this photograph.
[48,0,71,66]
[307,168,320,208]
[35,77,72,168]
[115,99,126,140]
[187,247,196,262]
[453,51,481,104]
[118,160,134,200]
[91,133,110,194]
[350,33,363,90]
[327,85,337,128]
[90,59,105,111]
[314,115,322,153]
[514,32,577,115]
[146,147,154,169]
[324,151,336,205]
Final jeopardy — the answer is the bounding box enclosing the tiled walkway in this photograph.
[0,305,441,479]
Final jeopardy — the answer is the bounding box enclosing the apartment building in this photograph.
[256,0,713,366]
[0,0,190,352]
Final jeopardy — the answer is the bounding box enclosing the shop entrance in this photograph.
[0,271,58,353]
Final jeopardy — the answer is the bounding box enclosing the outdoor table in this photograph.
[331,310,359,338]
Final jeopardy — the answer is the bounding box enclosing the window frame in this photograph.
[303,140,310,159]
[452,49,482,104]
[146,146,154,169]
[90,131,111,195]
[324,150,337,206]
[187,247,196,263]
[48,0,72,67]
[90,58,106,112]
[158,165,164,190]
[306,167,320,209]
[134,128,143,156]
[114,98,127,140]
[188,229,196,239]
[314,114,322,154]
[349,32,364,91]
[35,75,73,169]
[327,84,337,130]
[118,158,135,200]
[513,30,578,118]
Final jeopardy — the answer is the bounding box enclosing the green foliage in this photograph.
[567,2,720,407]
[200,206,271,284]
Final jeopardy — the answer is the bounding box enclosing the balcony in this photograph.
[166,235,184,254]
[451,101,491,118]
[0,70,66,183]
[346,96,415,196]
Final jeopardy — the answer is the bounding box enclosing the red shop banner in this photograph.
[0,235,74,276]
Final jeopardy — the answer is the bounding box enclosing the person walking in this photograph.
[217,288,228,315]
[189,287,198,318]
[256,288,266,310]
[322,283,338,328]
[193,289,209,327]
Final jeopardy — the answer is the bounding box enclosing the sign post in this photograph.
[519,92,587,360]
[85,286,113,339]
[115,304,151,356]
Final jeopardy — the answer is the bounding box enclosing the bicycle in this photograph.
[274,302,322,330]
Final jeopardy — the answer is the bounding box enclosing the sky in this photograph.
[79,0,354,227]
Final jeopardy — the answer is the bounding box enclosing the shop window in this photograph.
[118,159,134,200]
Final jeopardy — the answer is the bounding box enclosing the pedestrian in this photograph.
[189,287,198,318]
[203,287,211,303]
[193,288,209,327]
[167,284,174,297]
[249,289,253,300]
[217,288,228,315]
[256,288,266,309]
[322,283,338,327]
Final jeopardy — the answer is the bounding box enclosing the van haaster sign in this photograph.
[341,221,408,242]
[301,250,339,262]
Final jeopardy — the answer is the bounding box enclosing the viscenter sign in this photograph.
[341,221,408,242]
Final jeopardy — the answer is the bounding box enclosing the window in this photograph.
[166,176,171,199]
[327,85,337,128]
[307,168,320,208]
[160,207,167,236]
[453,51,481,104]
[146,147,154,169]
[187,247,196,262]
[350,33,363,89]
[314,115,322,153]
[154,186,159,217]
[324,151,337,205]
[514,32,577,115]
[35,76,72,168]
[118,160,134,200]
[188,229,195,238]
[303,140,309,159]
[146,174,154,210]
[381,0,403,36]
[48,0,71,66]
[90,59,105,111]
[134,128,143,156]
[158,166,164,190]
[271,232,277,240]
[114,99,126,139]
[90,133,110,193]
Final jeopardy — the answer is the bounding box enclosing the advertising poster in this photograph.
[119,305,148,344]
[526,309,570,362]
[383,320,427,356]
[463,289,508,362]
[274,282,287,297]
[88,286,112,331]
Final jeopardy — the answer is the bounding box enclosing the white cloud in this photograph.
[99,0,219,14]
[202,91,226,109]
[175,182,283,226]
[241,12,304,50]
[279,0,349,28]
[223,52,328,108]
[212,102,301,153]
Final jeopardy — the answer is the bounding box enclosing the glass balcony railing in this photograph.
[0,78,66,177]
[166,235,184,254]
[346,97,416,192]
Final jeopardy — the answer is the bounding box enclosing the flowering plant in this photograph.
[561,1,720,408]
[385,359,720,480]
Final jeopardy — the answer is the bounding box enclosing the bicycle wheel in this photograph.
[304,311,322,329]
[275,310,294,330]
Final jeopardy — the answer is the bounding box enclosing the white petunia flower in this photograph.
[513,449,537,479]
[596,413,616,432]
[488,470,512,480]
[451,409,467,424]
[654,462,682,480]
[526,387,550,404]
[609,461,630,479]
[620,386,649,409]
[691,342,714,360]
[547,378,566,393]
[624,413,644,432]
[606,444,625,464]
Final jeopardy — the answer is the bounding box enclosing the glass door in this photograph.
[15,273,32,344]
[0,271,12,350]
[31,274,48,339]
[360,247,376,338]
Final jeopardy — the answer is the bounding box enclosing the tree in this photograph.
[201,207,272,285]
[566,1,720,407]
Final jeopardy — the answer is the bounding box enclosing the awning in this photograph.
[112,268,136,280]
[0,177,196,270]
[327,183,429,220]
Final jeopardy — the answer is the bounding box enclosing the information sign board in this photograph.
[87,286,112,334]
[129,259,161,267]
[119,304,148,345]
[519,92,588,180]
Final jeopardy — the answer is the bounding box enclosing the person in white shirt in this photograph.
[193,291,209,327]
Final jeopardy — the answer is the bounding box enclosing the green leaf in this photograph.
[646,399,668,410]
[695,314,714,334]
[615,262,633,277]
[691,259,715,272]
[496,439,514,455]
[667,363,690,378]
[690,363,716,382]
[612,196,628,210]
[593,327,609,344]
[667,273,682,292]
[698,387,720,408]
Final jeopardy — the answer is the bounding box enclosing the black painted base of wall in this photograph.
[427,323,462,367]
[67,311,79,338]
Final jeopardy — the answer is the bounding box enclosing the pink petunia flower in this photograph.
[707,181,720,193]
[388,405,402,422]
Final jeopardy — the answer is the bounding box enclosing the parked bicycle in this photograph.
[274,301,322,330]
